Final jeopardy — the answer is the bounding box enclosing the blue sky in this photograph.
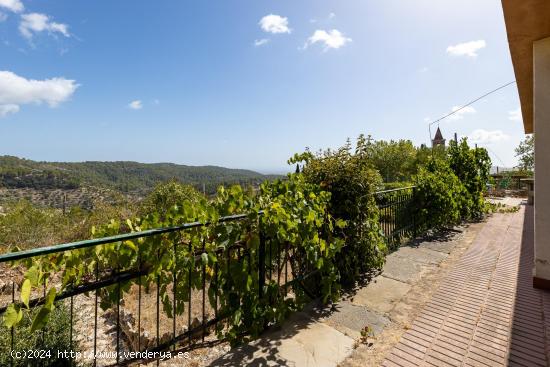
[0,0,525,173]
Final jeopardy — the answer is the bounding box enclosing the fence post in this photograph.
[258,219,266,300]
[412,186,417,238]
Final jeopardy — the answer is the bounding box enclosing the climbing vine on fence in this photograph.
[3,173,345,346]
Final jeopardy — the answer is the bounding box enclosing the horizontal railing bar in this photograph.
[0,212,259,263]
[377,199,413,209]
[0,268,149,313]
[374,186,416,195]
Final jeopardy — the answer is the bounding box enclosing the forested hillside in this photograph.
[0,156,280,194]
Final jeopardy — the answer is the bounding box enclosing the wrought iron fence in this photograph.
[375,186,417,251]
[0,212,313,367]
[0,186,418,366]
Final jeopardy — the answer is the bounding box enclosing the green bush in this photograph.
[0,303,78,367]
[447,139,491,218]
[0,201,71,252]
[139,180,204,219]
[0,199,136,252]
[413,138,491,229]
[414,159,466,229]
[290,135,387,286]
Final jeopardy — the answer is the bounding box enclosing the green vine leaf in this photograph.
[20,279,31,309]
[44,287,57,310]
[3,304,23,328]
[31,306,52,332]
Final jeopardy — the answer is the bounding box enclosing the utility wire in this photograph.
[427,80,517,142]
[481,144,506,167]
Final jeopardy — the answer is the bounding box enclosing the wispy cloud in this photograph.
[0,104,19,117]
[508,107,522,122]
[304,29,352,51]
[254,38,270,47]
[448,106,476,121]
[310,13,336,24]
[19,13,70,39]
[128,100,143,110]
[469,129,509,144]
[0,12,6,22]
[0,0,24,13]
[446,40,486,58]
[0,70,78,117]
[259,14,290,34]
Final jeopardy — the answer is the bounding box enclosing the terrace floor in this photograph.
[381,202,550,367]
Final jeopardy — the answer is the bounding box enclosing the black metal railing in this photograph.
[0,186,418,366]
[375,186,417,251]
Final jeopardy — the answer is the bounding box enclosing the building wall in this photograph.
[533,36,550,283]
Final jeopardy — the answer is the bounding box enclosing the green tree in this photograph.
[139,180,204,219]
[515,134,534,172]
[366,139,418,182]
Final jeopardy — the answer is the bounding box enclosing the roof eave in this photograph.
[501,0,550,134]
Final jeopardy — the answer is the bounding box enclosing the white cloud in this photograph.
[128,100,143,110]
[259,14,290,34]
[469,129,510,144]
[508,107,522,122]
[329,12,336,19]
[446,40,486,57]
[0,0,24,13]
[448,105,476,121]
[305,29,352,51]
[418,66,429,73]
[254,38,270,47]
[19,13,70,39]
[0,104,19,117]
[0,70,78,117]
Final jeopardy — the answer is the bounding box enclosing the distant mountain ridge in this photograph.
[0,155,282,194]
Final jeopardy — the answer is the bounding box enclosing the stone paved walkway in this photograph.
[382,204,550,367]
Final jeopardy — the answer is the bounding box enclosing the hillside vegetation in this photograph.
[0,156,280,207]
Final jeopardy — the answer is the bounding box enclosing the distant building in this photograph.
[432,127,446,147]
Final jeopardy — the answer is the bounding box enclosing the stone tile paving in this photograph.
[382,204,550,367]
